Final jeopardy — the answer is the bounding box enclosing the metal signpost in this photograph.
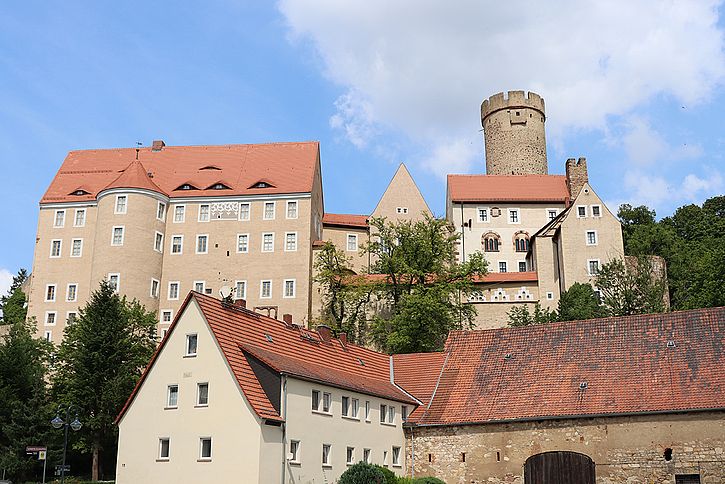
[25,446,48,484]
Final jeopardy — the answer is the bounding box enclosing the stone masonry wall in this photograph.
[406,412,724,483]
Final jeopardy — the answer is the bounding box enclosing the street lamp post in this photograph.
[51,405,82,484]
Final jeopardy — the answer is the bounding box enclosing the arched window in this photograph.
[514,232,530,252]
[482,232,501,252]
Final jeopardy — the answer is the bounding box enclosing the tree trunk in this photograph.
[92,437,100,481]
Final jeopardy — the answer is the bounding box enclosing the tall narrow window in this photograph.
[285,232,297,251]
[173,205,185,223]
[284,280,296,298]
[322,444,331,466]
[171,235,183,254]
[71,238,83,257]
[351,398,359,418]
[237,234,249,253]
[347,234,358,251]
[115,195,127,214]
[586,230,597,245]
[346,447,355,465]
[198,204,210,222]
[196,235,208,254]
[289,440,300,463]
[112,226,125,246]
[499,261,507,273]
[167,385,179,408]
[235,281,246,300]
[365,401,371,421]
[50,240,62,258]
[392,446,401,466]
[312,390,320,411]
[363,448,371,464]
[239,203,250,221]
[197,383,209,406]
[260,280,272,298]
[186,334,198,356]
[45,284,56,302]
[262,233,274,252]
[264,202,275,220]
[322,392,331,413]
[108,273,120,292]
[74,209,86,227]
[155,232,164,252]
[157,202,166,221]
[387,405,395,424]
[66,284,77,302]
[158,438,170,460]
[514,233,530,252]
[168,282,179,300]
[518,261,527,272]
[54,210,65,227]
[380,404,387,423]
[150,279,160,298]
[286,201,298,219]
[483,233,500,252]
[199,438,212,460]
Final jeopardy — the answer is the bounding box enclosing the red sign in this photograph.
[26,445,47,453]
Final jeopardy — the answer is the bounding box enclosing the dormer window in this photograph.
[249,179,276,189]
[207,182,231,190]
[70,188,90,196]
[199,165,222,171]
[175,183,199,191]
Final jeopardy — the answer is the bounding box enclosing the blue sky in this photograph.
[1,1,724,294]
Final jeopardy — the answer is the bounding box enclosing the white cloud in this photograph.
[623,169,723,209]
[278,0,725,176]
[0,269,13,300]
[620,116,704,166]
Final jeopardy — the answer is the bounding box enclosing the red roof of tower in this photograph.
[101,159,166,195]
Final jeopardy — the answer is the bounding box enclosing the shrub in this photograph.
[339,462,385,484]
[374,465,398,484]
[412,478,446,484]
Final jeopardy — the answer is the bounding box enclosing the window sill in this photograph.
[312,410,333,417]
[322,464,332,469]
[183,354,197,358]
[341,415,360,422]
[197,458,212,462]
[288,460,301,466]
[195,404,209,408]
[163,406,178,410]
[380,422,396,427]
[156,458,169,462]
[392,464,402,468]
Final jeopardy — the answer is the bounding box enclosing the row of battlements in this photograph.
[481,90,546,122]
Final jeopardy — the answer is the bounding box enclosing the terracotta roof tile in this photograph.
[407,307,725,426]
[392,352,446,420]
[102,159,166,195]
[448,174,569,203]
[323,213,369,228]
[42,142,319,204]
[472,271,538,283]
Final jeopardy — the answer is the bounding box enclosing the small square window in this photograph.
[262,233,274,252]
[50,240,62,258]
[159,438,170,460]
[186,334,198,356]
[284,280,296,298]
[518,261,527,272]
[286,201,298,219]
[591,205,601,217]
[161,310,172,323]
[546,292,554,300]
[66,312,77,324]
[157,202,166,221]
[509,209,520,223]
[198,204,210,222]
[173,205,185,223]
[71,238,83,257]
[167,385,178,408]
[197,382,209,406]
[588,260,600,276]
[547,209,558,221]
[74,209,86,227]
[260,280,272,299]
[264,202,275,220]
[54,210,65,228]
[237,234,249,253]
[199,438,212,460]
[586,230,597,245]
[289,440,300,463]
[347,234,358,251]
[196,235,208,254]
[478,208,488,222]
[322,444,331,466]
[194,281,205,293]
[115,195,127,214]
[171,235,183,254]
[577,206,587,218]
[45,311,57,326]
[285,232,297,251]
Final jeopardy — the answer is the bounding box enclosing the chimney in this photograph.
[151,140,166,151]
[282,314,293,326]
[233,299,246,309]
[339,332,348,345]
[566,157,588,198]
[316,325,333,343]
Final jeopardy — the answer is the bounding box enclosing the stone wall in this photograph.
[406,412,724,483]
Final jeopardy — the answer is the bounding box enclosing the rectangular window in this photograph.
[199,438,212,460]
[173,205,185,223]
[322,392,331,413]
[66,284,77,302]
[546,292,554,300]
[387,405,395,424]
[577,206,587,218]
[380,404,387,423]
[260,280,272,298]
[71,238,83,257]
[115,195,127,214]
[322,444,331,466]
[45,311,56,326]
[186,334,198,356]
[171,235,183,254]
[547,209,558,221]
[263,202,275,220]
[478,208,488,222]
[154,232,164,252]
[239,203,251,221]
[112,226,124,246]
[365,401,371,421]
[197,383,209,406]
[196,235,208,254]
[44,330,52,342]
[383,450,388,466]
[262,233,274,252]
[167,385,178,408]
[402,405,408,422]
[157,202,166,221]
[289,440,300,463]
[237,234,249,253]
[45,284,56,302]
[591,205,601,217]
[286,201,298,219]
[161,310,172,323]
[198,204,210,222]
[74,209,86,227]
[586,230,597,245]
[235,281,247,300]
[168,282,179,300]
[519,261,527,272]
[363,448,371,464]
[347,234,358,251]
[342,396,350,416]
[150,279,160,298]
[50,239,62,258]
[312,390,320,411]
[396,207,408,214]
[499,261,507,273]
[285,232,297,251]
[194,281,205,293]
[351,398,359,418]
[54,210,65,227]
[284,280,296,298]
[159,438,170,460]
[588,259,600,276]
[509,209,520,223]
[108,273,120,292]
[66,312,77,324]
[346,447,355,465]
[392,446,401,466]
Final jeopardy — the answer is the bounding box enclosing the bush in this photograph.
[374,465,398,484]
[339,462,385,484]
[412,478,446,484]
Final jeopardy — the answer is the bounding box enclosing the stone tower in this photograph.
[481,90,547,175]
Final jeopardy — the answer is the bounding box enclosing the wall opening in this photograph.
[664,448,673,461]
[524,451,595,484]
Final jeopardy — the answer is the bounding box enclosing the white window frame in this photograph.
[154,231,164,253]
[285,232,297,252]
[66,311,77,324]
[196,382,209,407]
[263,201,276,220]
[498,261,508,273]
[44,330,52,342]
[286,200,298,219]
[73,208,86,227]
[546,292,554,300]
[45,311,57,326]
[196,234,209,254]
[322,444,331,467]
[70,238,83,258]
[591,204,602,218]
[283,279,296,299]
[49,239,62,258]
[150,278,160,298]
[166,385,179,409]
[587,259,601,276]
[111,226,125,246]
[477,206,490,223]
[45,284,56,302]
[508,208,521,224]
[161,310,173,324]
[193,281,206,294]
[168,282,180,301]
[260,280,272,299]
[383,450,389,466]
[262,232,274,252]
[236,233,249,253]
[289,440,301,464]
[53,209,65,228]
[234,280,247,300]
[156,201,166,221]
[392,446,402,467]
[546,208,559,221]
[107,273,120,293]
[115,195,127,214]
[347,233,358,252]
[66,283,78,302]
[387,405,395,424]
[198,204,210,222]
[586,230,598,246]
[365,401,371,421]
[239,202,251,221]
[199,437,212,461]
[322,392,331,413]
[186,333,198,357]
[577,205,588,218]
[363,448,371,464]
[346,446,355,465]
[173,204,186,223]
[171,235,183,254]
[158,438,170,461]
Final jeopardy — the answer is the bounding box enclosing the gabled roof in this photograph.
[401,307,725,426]
[101,159,165,195]
[117,293,415,424]
[42,141,319,204]
[371,163,432,218]
[448,174,569,203]
[392,352,446,420]
[323,213,369,228]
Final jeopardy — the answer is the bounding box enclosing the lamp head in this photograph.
[51,416,64,429]
[70,418,82,431]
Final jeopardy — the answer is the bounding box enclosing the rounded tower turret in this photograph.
[481,91,547,175]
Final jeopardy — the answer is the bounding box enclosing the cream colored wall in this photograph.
[559,184,624,290]
[283,377,408,483]
[116,299,273,484]
[465,282,541,329]
[371,165,431,222]
[531,237,561,311]
[321,226,370,274]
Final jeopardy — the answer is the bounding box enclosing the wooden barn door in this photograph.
[524,451,596,484]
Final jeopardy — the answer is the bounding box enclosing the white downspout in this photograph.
[280,375,288,484]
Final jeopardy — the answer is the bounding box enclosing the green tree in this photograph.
[365,215,487,353]
[53,281,157,481]
[0,318,54,481]
[0,268,28,325]
[338,462,385,484]
[595,257,666,316]
[557,283,607,321]
[507,302,557,327]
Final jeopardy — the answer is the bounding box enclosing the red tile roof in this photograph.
[323,213,369,228]
[42,142,319,204]
[117,292,415,424]
[448,174,569,203]
[404,307,725,426]
[392,352,446,420]
[102,159,165,195]
[472,271,538,283]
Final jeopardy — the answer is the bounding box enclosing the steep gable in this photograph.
[372,163,432,221]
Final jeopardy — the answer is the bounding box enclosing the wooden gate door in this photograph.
[524,451,596,484]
